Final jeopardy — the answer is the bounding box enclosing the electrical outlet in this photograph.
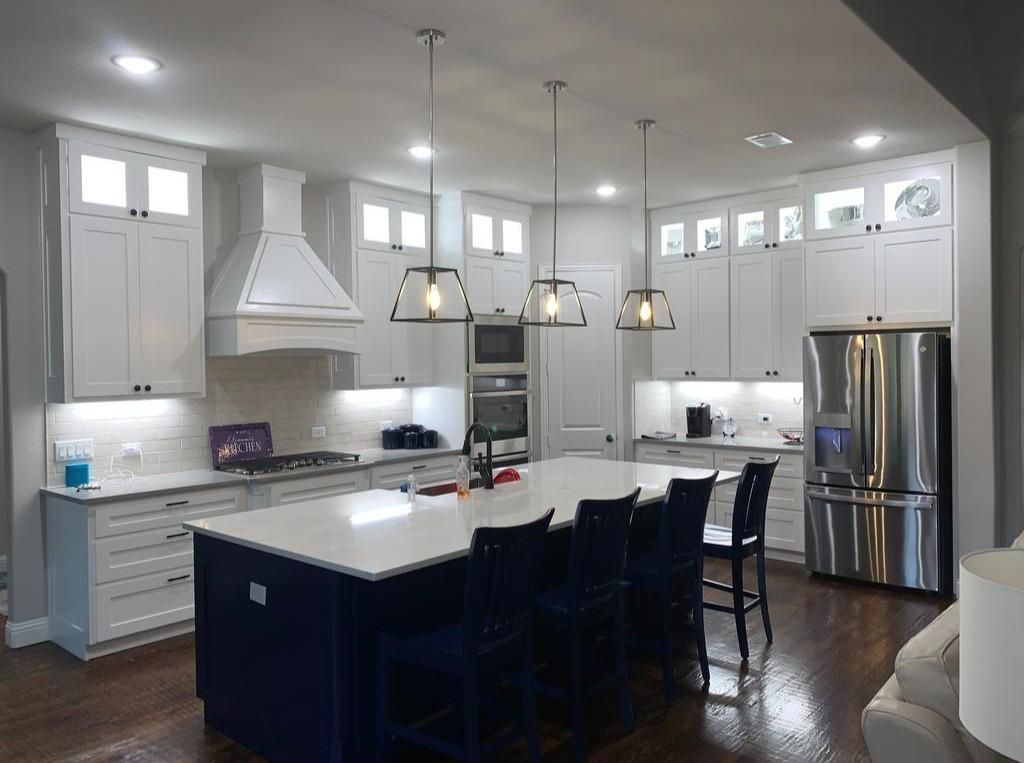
[311,425,327,439]
[120,442,143,457]
[249,582,267,606]
[757,413,773,424]
[54,438,94,462]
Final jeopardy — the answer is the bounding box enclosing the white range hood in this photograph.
[206,164,363,356]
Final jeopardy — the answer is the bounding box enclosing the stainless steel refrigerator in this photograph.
[803,332,952,593]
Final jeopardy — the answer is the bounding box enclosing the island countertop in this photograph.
[186,456,740,581]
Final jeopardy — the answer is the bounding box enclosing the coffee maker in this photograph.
[685,403,712,438]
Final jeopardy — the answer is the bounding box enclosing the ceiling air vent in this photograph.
[744,131,793,148]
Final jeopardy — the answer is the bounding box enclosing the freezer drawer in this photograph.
[804,485,940,592]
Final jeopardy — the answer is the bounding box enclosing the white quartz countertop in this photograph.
[40,448,463,504]
[635,435,803,454]
[186,456,741,582]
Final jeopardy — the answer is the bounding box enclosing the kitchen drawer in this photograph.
[93,486,246,538]
[268,469,371,506]
[718,503,805,554]
[713,449,803,479]
[93,565,195,643]
[634,443,715,470]
[371,454,459,490]
[716,476,804,513]
[94,525,199,584]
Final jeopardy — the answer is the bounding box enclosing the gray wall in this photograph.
[0,128,48,627]
[528,204,649,459]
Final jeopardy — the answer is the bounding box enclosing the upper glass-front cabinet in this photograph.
[650,206,727,261]
[730,196,803,254]
[805,162,952,239]
[464,203,528,261]
[68,141,201,228]
[356,193,428,255]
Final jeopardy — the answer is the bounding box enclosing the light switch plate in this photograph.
[54,438,95,462]
[311,425,327,439]
[249,582,267,606]
[120,442,143,457]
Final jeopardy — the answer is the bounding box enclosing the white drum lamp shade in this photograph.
[959,549,1024,760]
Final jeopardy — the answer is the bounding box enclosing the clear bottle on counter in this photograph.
[456,455,471,500]
[406,473,418,504]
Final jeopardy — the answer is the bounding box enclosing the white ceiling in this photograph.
[0,0,983,206]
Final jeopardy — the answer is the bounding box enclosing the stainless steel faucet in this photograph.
[461,422,494,489]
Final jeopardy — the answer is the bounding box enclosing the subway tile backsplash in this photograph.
[45,357,412,486]
[634,380,804,439]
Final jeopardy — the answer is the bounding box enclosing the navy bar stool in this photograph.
[375,507,555,763]
[702,458,778,660]
[534,488,640,761]
[622,473,718,699]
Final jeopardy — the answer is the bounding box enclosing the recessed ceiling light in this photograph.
[407,145,436,159]
[111,54,161,75]
[596,185,617,197]
[852,134,885,149]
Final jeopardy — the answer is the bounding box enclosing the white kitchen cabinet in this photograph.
[805,161,951,240]
[634,442,715,469]
[464,255,529,316]
[805,229,952,328]
[370,454,459,490]
[354,249,436,387]
[652,259,729,379]
[68,139,202,228]
[649,206,728,262]
[355,191,428,255]
[464,199,529,262]
[37,124,207,402]
[731,195,803,255]
[730,250,804,380]
[44,483,246,660]
[267,469,371,507]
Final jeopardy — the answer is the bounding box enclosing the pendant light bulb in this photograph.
[545,290,559,317]
[427,282,441,311]
[639,299,652,322]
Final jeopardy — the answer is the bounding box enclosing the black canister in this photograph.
[419,429,438,449]
[381,428,404,450]
[403,431,420,449]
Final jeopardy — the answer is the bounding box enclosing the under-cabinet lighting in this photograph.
[349,504,412,526]
[596,185,617,197]
[852,134,885,149]
[111,54,162,75]
[407,145,436,159]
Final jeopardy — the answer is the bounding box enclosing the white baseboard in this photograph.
[5,616,50,648]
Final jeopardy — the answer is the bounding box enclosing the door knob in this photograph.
[605,433,615,443]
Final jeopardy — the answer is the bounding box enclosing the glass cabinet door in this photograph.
[139,156,202,227]
[692,209,728,257]
[876,163,952,232]
[357,198,394,251]
[465,206,498,257]
[806,178,869,239]
[498,213,527,261]
[732,203,768,254]
[68,142,138,219]
[396,202,427,255]
[773,199,804,249]
[650,207,686,261]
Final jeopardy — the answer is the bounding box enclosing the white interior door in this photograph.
[540,264,621,460]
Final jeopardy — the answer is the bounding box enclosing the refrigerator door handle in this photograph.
[805,489,936,510]
[857,346,867,476]
[866,347,876,475]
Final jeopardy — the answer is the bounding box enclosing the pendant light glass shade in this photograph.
[616,119,676,331]
[519,81,586,327]
[390,29,474,324]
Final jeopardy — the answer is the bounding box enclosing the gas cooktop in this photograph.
[215,451,361,476]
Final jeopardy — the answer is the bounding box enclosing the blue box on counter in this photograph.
[65,462,90,487]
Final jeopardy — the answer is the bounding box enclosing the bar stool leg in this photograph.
[756,544,773,643]
[569,624,587,761]
[732,557,749,660]
[613,598,635,732]
[692,572,710,684]
[521,636,542,763]
[658,583,676,703]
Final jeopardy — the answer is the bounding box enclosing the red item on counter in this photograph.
[493,468,521,484]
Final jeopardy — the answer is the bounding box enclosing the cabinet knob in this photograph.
[865,224,872,232]
[691,252,697,258]
[400,376,406,382]
[765,370,771,376]
[684,371,690,376]
[130,209,138,216]
[691,371,697,377]
[867,315,874,321]
[772,370,779,376]
[875,315,882,322]
[875,223,882,231]
[140,210,149,218]
[393,376,400,382]
[391,244,397,250]
[494,251,500,256]
[764,243,770,249]
[133,384,141,392]
[397,244,403,251]
[771,242,778,248]
[144,384,152,392]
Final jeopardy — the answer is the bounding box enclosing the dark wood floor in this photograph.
[0,559,949,762]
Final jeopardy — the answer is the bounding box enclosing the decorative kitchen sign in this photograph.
[208,422,274,466]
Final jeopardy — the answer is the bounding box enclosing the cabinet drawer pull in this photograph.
[165,500,190,507]
[166,573,192,583]
[165,531,191,539]
[411,464,427,470]
[748,456,767,461]
[666,449,681,454]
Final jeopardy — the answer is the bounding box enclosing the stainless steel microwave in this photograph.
[467,315,529,374]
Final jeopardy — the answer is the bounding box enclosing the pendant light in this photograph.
[518,81,586,327]
[390,29,474,324]
[616,119,675,331]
